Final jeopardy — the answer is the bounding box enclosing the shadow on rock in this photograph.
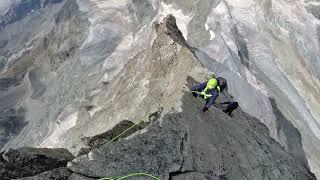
[270,98,309,168]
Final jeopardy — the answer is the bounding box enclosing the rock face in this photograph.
[0,0,319,179]
[0,147,74,179]
[17,168,73,180]
[68,92,316,180]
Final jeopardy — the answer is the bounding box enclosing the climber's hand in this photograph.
[192,92,198,97]
[202,107,208,112]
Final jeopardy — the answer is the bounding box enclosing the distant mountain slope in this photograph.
[0,0,63,30]
[0,0,319,178]
[0,0,11,14]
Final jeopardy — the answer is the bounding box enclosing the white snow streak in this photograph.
[40,105,78,148]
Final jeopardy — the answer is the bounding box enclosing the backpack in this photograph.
[217,77,227,92]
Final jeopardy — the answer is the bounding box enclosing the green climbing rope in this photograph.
[103,112,152,145]
[99,177,113,180]
[99,113,160,180]
[99,172,160,180]
[104,123,139,145]
[117,173,159,180]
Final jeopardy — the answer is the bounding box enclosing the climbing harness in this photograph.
[191,78,220,100]
[100,112,161,180]
[99,172,160,180]
[191,90,212,100]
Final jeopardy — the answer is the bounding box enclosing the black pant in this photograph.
[224,102,238,115]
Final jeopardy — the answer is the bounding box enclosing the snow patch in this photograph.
[209,30,216,40]
[40,105,78,148]
[226,0,254,8]
[88,106,102,118]
[98,73,109,84]
[77,0,131,66]
[95,0,128,9]
[135,78,150,105]
[205,23,209,30]
[133,25,148,46]
[3,44,35,73]
[150,0,158,10]
[114,32,133,51]
[102,33,133,71]
[215,1,229,15]
[88,72,97,77]
[90,88,103,97]
[245,68,268,95]
[99,33,133,84]
[205,23,216,40]
[158,2,192,40]
[305,1,320,6]
[221,32,238,52]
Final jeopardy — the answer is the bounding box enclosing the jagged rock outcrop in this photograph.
[0,147,74,179]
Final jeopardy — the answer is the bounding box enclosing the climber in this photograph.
[191,74,228,112]
[221,101,239,116]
